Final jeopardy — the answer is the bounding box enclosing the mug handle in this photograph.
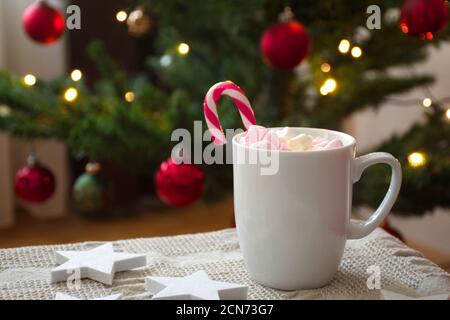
[347,152,402,239]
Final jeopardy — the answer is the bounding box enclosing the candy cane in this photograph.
[203,81,256,145]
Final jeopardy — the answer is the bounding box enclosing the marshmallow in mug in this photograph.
[239,125,343,151]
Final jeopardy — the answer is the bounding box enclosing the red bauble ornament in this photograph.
[400,0,449,39]
[22,1,65,44]
[155,159,205,208]
[15,156,56,203]
[260,20,310,70]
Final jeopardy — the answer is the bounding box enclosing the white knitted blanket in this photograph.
[0,228,449,299]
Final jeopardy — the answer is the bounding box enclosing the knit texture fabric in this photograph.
[1,228,449,299]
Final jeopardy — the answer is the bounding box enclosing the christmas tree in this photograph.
[0,0,449,215]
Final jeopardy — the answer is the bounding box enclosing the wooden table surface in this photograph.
[0,196,234,249]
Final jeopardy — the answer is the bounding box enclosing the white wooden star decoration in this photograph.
[55,292,122,300]
[51,243,147,285]
[145,270,248,300]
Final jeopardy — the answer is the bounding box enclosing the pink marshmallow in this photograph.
[323,138,344,149]
[243,125,268,145]
[312,140,329,147]
[312,137,324,144]
[250,140,277,150]
[241,126,344,151]
[264,131,282,149]
[278,141,289,150]
[248,131,281,150]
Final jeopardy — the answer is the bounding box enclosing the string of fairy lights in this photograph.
[318,38,363,96]
[21,8,190,105]
[319,37,449,169]
[17,10,449,171]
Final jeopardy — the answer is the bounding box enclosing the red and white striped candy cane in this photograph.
[203,81,256,145]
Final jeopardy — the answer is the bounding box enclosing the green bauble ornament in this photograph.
[73,162,112,217]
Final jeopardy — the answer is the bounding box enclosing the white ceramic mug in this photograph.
[232,127,402,290]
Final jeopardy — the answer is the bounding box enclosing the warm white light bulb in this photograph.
[320,78,337,95]
[422,98,432,108]
[124,91,135,102]
[70,69,82,82]
[351,46,362,58]
[407,152,426,168]
[324,78,337,92]
[338,39,350,54]
[320,63,331,73]
[177,43,190,55]
[64,87,78,102]
[116,11,128,22]
[23,74,36,86]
